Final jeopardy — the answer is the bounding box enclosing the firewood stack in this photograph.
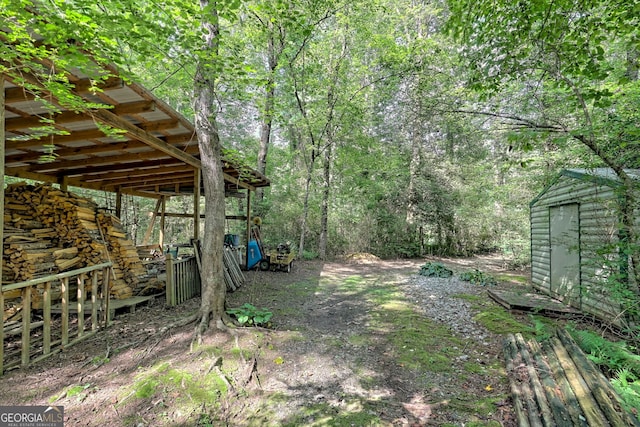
[96,211,147,299]
[33,186,107,266]
[2,226,58,282]
[2,183,153,319]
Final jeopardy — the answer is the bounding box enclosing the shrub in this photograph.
[226,303,273,327]
[459,269,498,286]
[419,262,453,278]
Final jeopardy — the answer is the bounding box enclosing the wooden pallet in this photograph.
[488,289,580,315]
[504,330,639,426]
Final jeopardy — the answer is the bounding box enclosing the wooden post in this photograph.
[61,277,69,346]
[1,74,5,374]
[159,195,167,249]
[194,168,201,240]
[115,188,122,219]
[60,175,69,191]
[21,286,31,366]
[91,271,98,331]
[102,265,111,326]
[77,275,85,337]
[245,189,252,269]
[43,281,51,355]
[165,252,175,306]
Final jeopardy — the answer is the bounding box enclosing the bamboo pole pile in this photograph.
[223,247,245,291]
[96,211,148,299]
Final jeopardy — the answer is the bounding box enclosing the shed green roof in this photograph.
[530,168,640,207]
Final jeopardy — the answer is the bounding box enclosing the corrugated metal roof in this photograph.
[564,168,640,182]
[3,56,269,198]
[530,168,640,207]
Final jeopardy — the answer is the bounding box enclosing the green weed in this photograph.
[419,262,454,278]
[459,269,498,286]
[226,303,273,327]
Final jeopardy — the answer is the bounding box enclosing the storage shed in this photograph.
[530,168,640,327]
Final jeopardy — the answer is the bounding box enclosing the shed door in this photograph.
[549,203,581,305]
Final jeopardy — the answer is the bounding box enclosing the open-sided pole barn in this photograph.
[1,52,269,373]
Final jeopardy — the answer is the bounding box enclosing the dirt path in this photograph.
[0,258,522,426]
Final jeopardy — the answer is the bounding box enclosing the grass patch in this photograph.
[280,400,383,427]
[347,334,370,347]
[455,293,534,336]
[363,284,463,373]
[495,274,528,284]
[473,310,534,336]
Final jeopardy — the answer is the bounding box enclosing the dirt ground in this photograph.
[0,255,532,426]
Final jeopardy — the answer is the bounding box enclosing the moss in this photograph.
[119,360,228,419]
[280,400,384,427]
[473,310,534,336]
[347,334,370,347]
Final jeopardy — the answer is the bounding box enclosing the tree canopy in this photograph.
[2,0,640,316]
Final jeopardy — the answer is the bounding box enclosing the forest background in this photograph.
[2,0,639,268]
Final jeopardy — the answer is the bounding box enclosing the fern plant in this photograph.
[611,369,640,420]
[569,327,640,377]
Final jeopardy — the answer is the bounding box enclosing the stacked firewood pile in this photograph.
[2,183,157,319]
[96,212,147,299]
[3,183,106,282]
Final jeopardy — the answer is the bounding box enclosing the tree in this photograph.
[192,0,231,337]
[447,0,640,291]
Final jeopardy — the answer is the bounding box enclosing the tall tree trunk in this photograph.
[256,28,279,202]
[319,140,332,260]
[194,0,228,339]
[406,128,421,225]
[298,170,312,257]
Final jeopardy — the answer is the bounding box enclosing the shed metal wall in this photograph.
[530,172,626,325]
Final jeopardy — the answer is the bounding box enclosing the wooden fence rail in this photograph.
[165,254,200,306]
[1,262,112,375]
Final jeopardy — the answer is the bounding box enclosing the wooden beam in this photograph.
[102,170,195,185]
[4,139,152,164]
[89,108,201,169]
[5,110,88,131]
[194,168,201,240]
[2,166,158,199]
[62,158,185,177]
[25,149,170,172]
[82,164,192,182]
[5,128,108,150]
[112,100,155,115]
[105,174,195,190]
[3,76,124,103]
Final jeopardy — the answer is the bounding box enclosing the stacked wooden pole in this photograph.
[503,330,639,426]
[223,247,245,291]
